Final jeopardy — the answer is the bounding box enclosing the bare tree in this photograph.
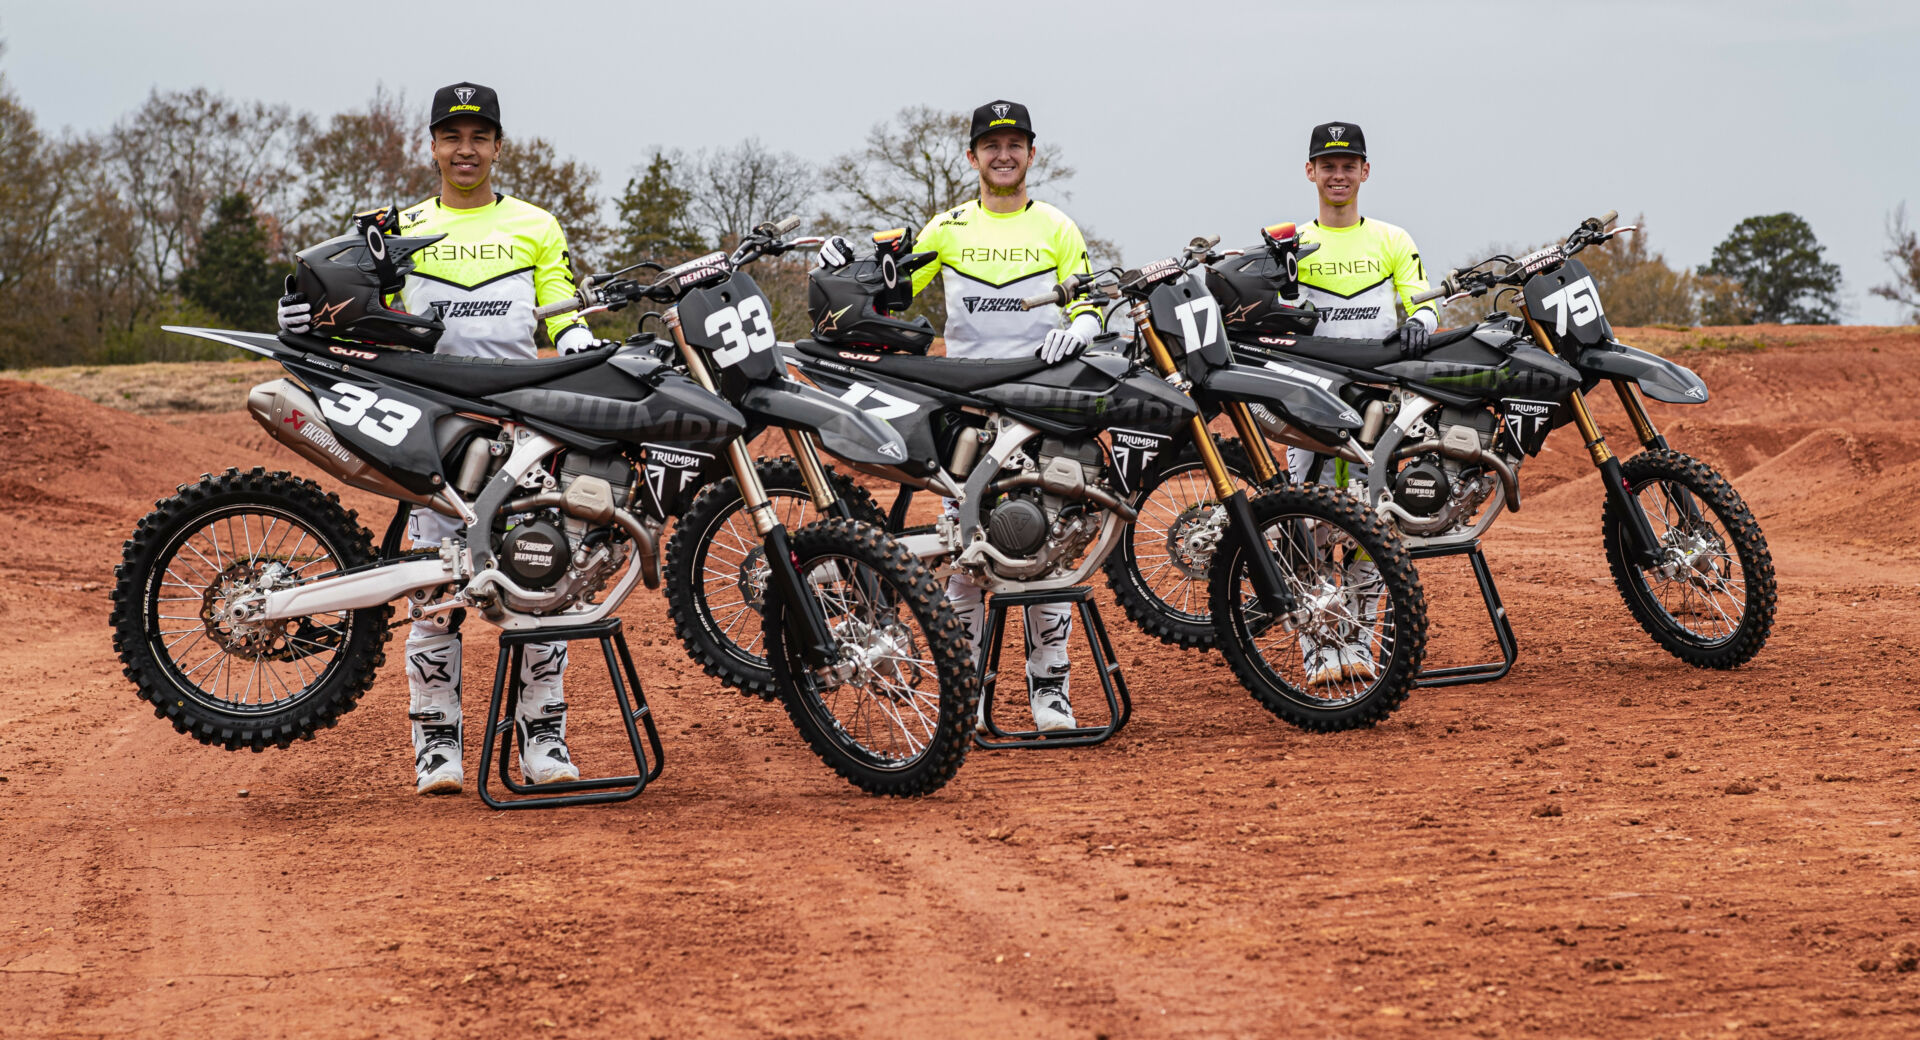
[97,88,309,317]
[285,86,438,251]
[493,135,608,269]
[824,105,1075,236]
[686,138,817,248]
[0,69,76,305]
[1871,203,1920,324]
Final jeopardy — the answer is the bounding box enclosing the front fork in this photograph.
[670,315,842,668]
[1564,385,1665,569]
[1135,312,1295,615]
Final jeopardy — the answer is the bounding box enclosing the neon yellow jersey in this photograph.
[394,194,588,359]
[1296,217,1434,340]
[911,199,1097,360]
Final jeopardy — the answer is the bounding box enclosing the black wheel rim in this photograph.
[1129,462,1242,624]
[1622,476,1748,647]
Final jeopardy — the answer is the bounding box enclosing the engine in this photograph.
[1389,407,1502,535]
[977,436,1111,581]
[491,450,639,612]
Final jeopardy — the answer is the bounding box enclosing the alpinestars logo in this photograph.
[992,103,1011,119]
[1320,306,1381,322]
[454,87,476,105]
[962,296,1024,314]
[1327,125,1345,141]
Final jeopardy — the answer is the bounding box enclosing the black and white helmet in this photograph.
[289,223,446,349]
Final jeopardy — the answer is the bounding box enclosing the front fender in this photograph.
[1195,360,1364,440]
[738,378,911,466]
[1578,342,1709,404]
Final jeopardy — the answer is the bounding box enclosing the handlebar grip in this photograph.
[773,216,801,235]
[1409,285,1447,305]
[1020,289,1062,311]
[534,298,581,320]
[1598,209,1618,228]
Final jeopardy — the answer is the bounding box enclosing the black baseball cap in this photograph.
[969,100,1035,146]
[1307,121,1366,160]
[430,82,502,132]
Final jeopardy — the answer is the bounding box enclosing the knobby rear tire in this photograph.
[109,467,391,751]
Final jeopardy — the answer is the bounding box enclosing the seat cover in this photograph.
[1257,325,1477,370]
[339,341,616,397]
[794,339,1052,392]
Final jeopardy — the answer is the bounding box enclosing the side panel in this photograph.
[493,373,746,446]
[738,380,912,466]
[281,358,451,497]
[784,362,944,471]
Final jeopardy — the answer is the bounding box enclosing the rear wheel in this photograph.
[1211,484,1428,732]
[1604,449,1775,668]
[765,519,976,797]
[109,468,391,751]
[663,458,884,698]
[1103,437,1256,649]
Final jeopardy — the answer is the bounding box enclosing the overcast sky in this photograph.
[7,0,1916,322]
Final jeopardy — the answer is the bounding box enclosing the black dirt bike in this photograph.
[110,218,979,797]
[668,230,1432,732]
[1225,212,1776,669]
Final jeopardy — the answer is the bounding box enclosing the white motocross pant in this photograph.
[942,500,1072,697]
[1285,448,1381,644]
[405,507,569,767]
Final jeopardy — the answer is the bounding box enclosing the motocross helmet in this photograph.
[807,228,938,354]
[290,213,446,349]
[1206,222,1320,339]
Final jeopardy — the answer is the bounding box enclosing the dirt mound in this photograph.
[6,333,1920,1038]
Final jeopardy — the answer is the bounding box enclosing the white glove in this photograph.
[554,325,600,356]
[816,235,854,269]
[1035,313,1101,363]
[277,293,311,335]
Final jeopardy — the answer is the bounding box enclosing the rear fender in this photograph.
[1195,360,1364,441]
[738,379,912,466]
[1579,342,1709,404]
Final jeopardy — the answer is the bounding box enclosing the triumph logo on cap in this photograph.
[1327,125,1345,141]
[992,103,1010,119]
[454,86,475,105]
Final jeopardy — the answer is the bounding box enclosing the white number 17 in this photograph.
[1173,296,1219,350]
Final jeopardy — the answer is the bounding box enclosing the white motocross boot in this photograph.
[406,631,464,795]
[515,641,580,785]
[1025,604,1076,732]
[1337,558,1382,681]
[946,575,992,734]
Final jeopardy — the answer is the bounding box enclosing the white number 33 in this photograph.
[320,382,423,447]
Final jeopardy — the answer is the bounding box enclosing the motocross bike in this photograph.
[110,219,978,797]
[1228,212,1775,668]
[669,231,1431,732]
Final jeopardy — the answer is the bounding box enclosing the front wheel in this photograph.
[1103,437,1256,650]
[109,467,392,750]
[764,519,977,797]
[1603,449,1775,668]
[663,458,885,699]
[1210,485,1428,732]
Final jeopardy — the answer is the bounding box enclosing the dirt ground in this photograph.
[3,326,1919,1039]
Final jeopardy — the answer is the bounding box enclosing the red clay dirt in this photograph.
[3,326,1918,1039]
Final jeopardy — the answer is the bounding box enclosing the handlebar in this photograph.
[1409,281,1451,306]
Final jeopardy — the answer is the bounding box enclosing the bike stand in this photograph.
[477,617,665,810]
[973,586,1132,749]
[1408,540,1518,688]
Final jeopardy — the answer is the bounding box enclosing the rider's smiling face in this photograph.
[1306,155,1370,208]
[969,129,1034,196]
[431,116,502,193]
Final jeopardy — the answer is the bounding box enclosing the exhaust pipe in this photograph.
[247,379,440,509]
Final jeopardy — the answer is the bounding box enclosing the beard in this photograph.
[983,171,1027,197]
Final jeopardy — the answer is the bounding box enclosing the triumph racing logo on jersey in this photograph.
[1320,306,1382,322]
[443,300,513,318]
[962,296,1026,314]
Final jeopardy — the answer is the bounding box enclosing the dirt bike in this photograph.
[110,219,978,797]
[1228,212,1776,669]
[667,231,1432,732]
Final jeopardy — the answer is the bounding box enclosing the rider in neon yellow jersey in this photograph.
[278,82,596,795]
[1291,120,1436,687]
[818,100,1098,733]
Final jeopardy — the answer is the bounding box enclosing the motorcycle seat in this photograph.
[338,342,617,397]
[794,339,1053,391]
[1264,326,1478,370]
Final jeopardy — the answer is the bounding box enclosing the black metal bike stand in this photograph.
[477,617,665,810]
[973,586,1132,749]
[1409,539,1518,688]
